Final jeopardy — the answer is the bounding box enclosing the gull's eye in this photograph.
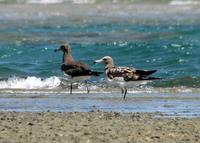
[103,58,106,61]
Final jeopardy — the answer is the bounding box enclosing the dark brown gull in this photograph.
[55,43,101,94]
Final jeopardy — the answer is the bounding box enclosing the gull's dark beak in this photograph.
[93,61,97,64]
[54,48,60,52]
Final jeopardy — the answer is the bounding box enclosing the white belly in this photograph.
[71,76,91,82]
[106,78,152,88]
[63,73,91,82]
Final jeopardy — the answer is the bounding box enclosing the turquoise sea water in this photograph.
[0,2,200,88]
[0,1,199,115]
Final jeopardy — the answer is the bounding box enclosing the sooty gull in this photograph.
[55,43,102,94]
[94,56,160,99]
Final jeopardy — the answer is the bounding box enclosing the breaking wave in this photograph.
[169,0,200,5]
[27,0,64,4]
[1,0,200,5]
[1,76,200,94]
[0,76,61,89]
[1,0,97,4]
[27,0,96,4]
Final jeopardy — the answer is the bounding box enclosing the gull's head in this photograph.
[94,56,114,66]
[54,43,71,54]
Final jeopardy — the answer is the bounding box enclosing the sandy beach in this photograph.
[0,111,199,143]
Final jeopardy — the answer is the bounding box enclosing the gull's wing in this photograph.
[61,63,101,77]
[106,66,157,81]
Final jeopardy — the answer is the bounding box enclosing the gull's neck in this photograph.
[105,61,114,69]
[62,52,74,64]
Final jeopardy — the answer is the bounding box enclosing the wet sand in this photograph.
[0,111,199,143]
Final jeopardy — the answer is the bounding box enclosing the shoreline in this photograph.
[0,111,199,143]
[0,91,200,117]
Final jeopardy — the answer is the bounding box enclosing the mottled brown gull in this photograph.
[94,56,160,99]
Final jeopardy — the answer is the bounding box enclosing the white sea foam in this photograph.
[170,0,200,5]
[72,0,96,4]
[0,76,61,89]
[27,0,96,4]
[27,0,64,4]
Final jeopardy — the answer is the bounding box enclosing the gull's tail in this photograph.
[136,70,157,77]
[147,77,161,80]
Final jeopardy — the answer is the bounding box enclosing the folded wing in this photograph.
[107,67,158,81]
[61,62,101,77]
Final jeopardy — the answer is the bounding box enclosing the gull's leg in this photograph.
[85,81,90,94]
[70,83,73,94]
[121,88,124,95]
[123,87,128,100]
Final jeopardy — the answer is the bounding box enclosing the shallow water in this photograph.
[0,91,200,118]
[0,2,200,116]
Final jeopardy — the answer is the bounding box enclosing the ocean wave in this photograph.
[0,76,200,94]
[152,76,200,88]
[0,76,61,89]
[27,0,64,4]
[1,0,200,5]
[1,76,199,89]
[169,0,200,5]
[27,0,96,4]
